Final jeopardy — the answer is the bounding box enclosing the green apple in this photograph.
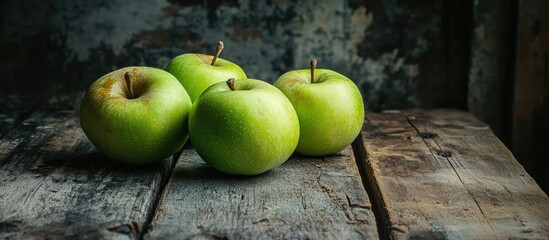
[166,41,247,102]
[273,59,365,156]
[80,66,192,165]
[189,78,300,175]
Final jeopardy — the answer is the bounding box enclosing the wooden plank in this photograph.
[355,109,549,239]
[512,0,549,193]
[0,111,175,239]
[402,109,549,238]
[146,146,378,239]
[355,111,496,239]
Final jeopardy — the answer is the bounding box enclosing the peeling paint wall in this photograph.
[0,0,470,111]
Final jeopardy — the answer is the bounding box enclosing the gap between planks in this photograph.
[137,147,182,240]
[352,117,388,240]
[138,145,184,240]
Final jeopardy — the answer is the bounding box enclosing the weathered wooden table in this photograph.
[1,109,548,239]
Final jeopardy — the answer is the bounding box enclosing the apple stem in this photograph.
[211,41,224,66]
[124,72,135,99]
[226,78,236,91]
[310,58,317,83]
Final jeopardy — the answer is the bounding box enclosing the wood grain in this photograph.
[355,110,549,239]
[403,109,549,238]
[146,146,378,239]
[3,109,546,239]
[0,111,175,239]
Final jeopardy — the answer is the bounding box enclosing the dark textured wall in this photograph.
[512,0,549,193]
[0,0,471,111]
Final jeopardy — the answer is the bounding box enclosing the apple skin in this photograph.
[189,79,300,175]
[166,54,247,102]
[80,66,192,165]
[273,69,365,156]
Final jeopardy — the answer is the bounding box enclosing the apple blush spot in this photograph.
[99,77,117,101]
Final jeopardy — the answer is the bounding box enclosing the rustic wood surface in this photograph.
[355,109,549,239]
[1,109,548,239]
[146,146,378,239]
[404,109,549,238]
[0,111,175,239]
